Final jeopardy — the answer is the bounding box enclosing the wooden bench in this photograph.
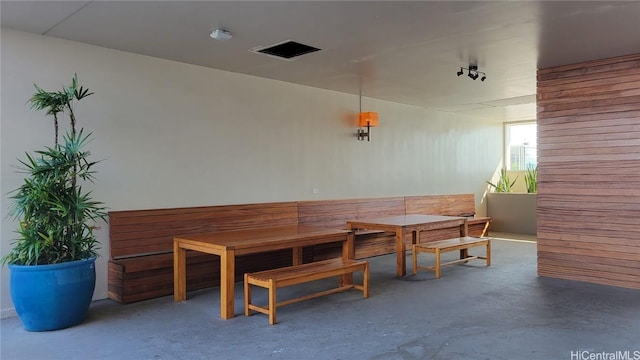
[412,236,491,278]
[108,194,491,303]
[244,258,369,325]
[108,202,301,303]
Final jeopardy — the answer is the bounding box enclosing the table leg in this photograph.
[460,220,469,259]
[343,232,355,260]
[396,228,406,277]
[173,242,187,302]
[292,246,303,265]
[220,249,236,319]
[460,220,469,237]
[340,232,355,286]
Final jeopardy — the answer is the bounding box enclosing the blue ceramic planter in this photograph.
[9,258,96,332]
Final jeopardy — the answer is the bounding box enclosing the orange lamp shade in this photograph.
[358,112,379,127]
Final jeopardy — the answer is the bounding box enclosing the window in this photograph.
[505,121,537,170]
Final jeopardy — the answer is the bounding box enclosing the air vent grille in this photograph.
[253,40,321,60]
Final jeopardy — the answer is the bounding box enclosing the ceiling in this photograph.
[2,1,640,122]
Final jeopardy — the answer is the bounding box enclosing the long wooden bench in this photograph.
[244,258,369,325]
[108,202,301,303]
[412,236,491,278]
[108,194,491,303]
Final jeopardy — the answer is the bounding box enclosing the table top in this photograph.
[347,214,465,227]
[174,224,350,251]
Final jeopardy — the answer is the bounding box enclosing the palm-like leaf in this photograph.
[524,165,538,193]
[3,75,106,266]
[486,168,518,193]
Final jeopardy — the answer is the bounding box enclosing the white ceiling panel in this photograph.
[2,1,639,122]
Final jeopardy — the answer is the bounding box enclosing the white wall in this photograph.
[1,30,502,317]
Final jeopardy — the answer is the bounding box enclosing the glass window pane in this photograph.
[505,122,537,170]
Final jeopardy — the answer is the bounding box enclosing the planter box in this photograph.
[486,193,536,235]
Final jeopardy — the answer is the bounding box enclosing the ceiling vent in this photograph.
[252,40,321,60]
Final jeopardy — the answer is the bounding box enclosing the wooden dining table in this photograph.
[346,214,467,277]
[173,224,354,320]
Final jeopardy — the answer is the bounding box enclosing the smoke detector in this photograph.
[210,29,232,41]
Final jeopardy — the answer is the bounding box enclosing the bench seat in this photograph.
[244,258,369,325]
[108,252,217,303]
[467,216,491,237]
[412,236,491,278]
[108,194,490,304]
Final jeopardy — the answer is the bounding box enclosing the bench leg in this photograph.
[411,245,418,275]
[244,274,251,317]
[435,248,441,279]
[486,241,491,267]
[268,279,277,325]
[363,263,370,298]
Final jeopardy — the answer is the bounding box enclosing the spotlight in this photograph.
[456,64,487,82]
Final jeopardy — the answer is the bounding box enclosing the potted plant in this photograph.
[486,168,518,193]
[2,75,107,331]
[486,166,536,235]
[524,165,538,193]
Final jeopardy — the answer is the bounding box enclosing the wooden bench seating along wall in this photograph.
[108,202,301,303]
[108,194,491,303]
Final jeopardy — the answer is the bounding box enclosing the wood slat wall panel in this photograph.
[538,95,640,114]
[109,202,298,221]
[539,239,640,255]
[404,194,477,216]
[538,83,640,105]
[537,196,640,209]
[537,102,640,119]
[297,197,406,229]
[538,262,640,288]
[297,197,405,259]
[539,124,640,140]
[109,202,298,259]
[537,110,640,127]
[537,53,640,290]
[537,55,640,80]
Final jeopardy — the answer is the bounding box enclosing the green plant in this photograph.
[524,165,538,193]
[2,75,106,266]
[486,168,518,193]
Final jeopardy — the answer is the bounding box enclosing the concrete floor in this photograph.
[2,237,639,360]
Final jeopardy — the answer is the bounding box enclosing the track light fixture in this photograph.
[456,65,487,81]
